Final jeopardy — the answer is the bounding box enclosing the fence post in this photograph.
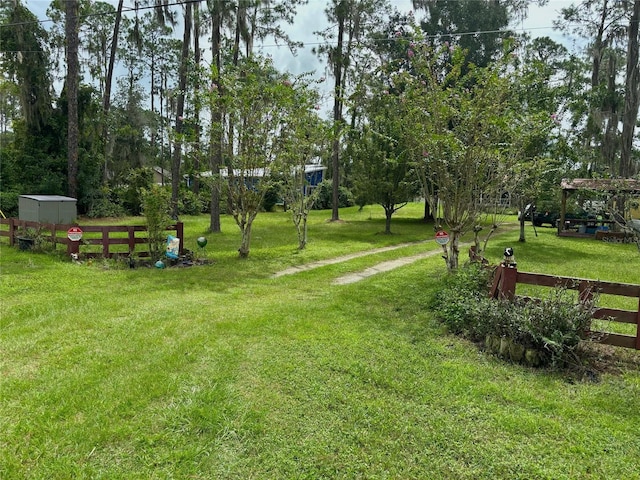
[8,218,15,246]
[490,265,517,300]
[489,267,503,299]
[636,297,640,350]
[128,226,136,255]
[501,265,517,300]
[102,226,110,257]
[67,239,79,256]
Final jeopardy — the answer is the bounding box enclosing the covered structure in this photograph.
[559,178,640,238]
[18,195,77,224]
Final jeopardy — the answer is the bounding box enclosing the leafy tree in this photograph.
[0,0,68,206]
[215,56,307,257]
[412,0,521,73]
[272,77,325,249]
[620,0,640,179]
[0,80,19,134]
[405,40,525,270]
[351,69,420,234]
[508,36,569,242]
[0,1,54,132]
[203,0,307,232]
[315,0,389,222]
[142,184,172,261]
[555,0,638,177]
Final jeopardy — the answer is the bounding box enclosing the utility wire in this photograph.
[1,22,572,53]
[1,0,581,54]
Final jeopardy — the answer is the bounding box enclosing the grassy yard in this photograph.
[1,205,639,479]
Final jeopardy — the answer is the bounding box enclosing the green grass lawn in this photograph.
[1,205,639,479]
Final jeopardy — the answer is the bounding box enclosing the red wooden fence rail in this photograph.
[0,218,184,259]
[489,265,640,350]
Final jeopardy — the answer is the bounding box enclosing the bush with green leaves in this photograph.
[312,180,354,210]
[429,263,494,336]
[85,187,126,218]
[119,168,154,215]
[178,188,205,216]
[431,265,596,367]
[0,190,19,218]
[141,185,172,261]
[262,184,281,212]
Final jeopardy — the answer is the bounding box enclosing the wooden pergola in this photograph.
[559,178,640,237]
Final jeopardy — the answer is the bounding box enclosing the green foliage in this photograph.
[178,188,206,216]
[429,263,494,335]
[350,58,421,232]
[312,179,354,210]
[262,184,281,212]
[432,264,596,367]
[0,190,19,218]
[0,1,54,131]
[141,185,172,261]
[415,0,512,71]
[84,186,126,218]
[117,168,154,216]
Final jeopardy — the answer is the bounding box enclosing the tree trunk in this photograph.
[518,199,526,242]
[446,230,460,271]
[620,0,640,178]
[331,7,345,222]
[300,212,308,250]
[238,220,252,258]
[102,0,123,182]
[584,0,609,165]
[209,4,222,233]
[171,1,192,220]
[602,54,619,173]
[384,207,392,234]
[65,0,79,199]
[193,2,201,195]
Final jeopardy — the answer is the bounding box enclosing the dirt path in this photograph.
[272,223,519,284]
[271,240,430,278]
[332,246,462,285]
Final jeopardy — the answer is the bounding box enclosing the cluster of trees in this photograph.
[1,0,638,264]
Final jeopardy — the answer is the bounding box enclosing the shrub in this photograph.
[262,184,281,212]
[0,190,19,218]
[518,289,595,366]
[312,180,354,210]
[120,168,154,215]
[178,189,204,216]
[85,187,126,218]
[141,185,172,261]
[431,265,596,368]
[429,263,493,336]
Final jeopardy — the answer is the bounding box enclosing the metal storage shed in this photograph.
[18,195,77,224]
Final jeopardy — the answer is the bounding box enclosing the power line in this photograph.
[1,0,573,35]
[1,23,578,54]
[4,0,276,29]
[1,0,584,54]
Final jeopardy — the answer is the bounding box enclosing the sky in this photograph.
[267,0,577,79]
[21,0,581,115]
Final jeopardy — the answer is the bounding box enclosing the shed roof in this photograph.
[19,195,77,202]
[560,178,640,193]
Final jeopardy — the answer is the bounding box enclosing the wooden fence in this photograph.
[490,264,640,350]
[0,218,184,259]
